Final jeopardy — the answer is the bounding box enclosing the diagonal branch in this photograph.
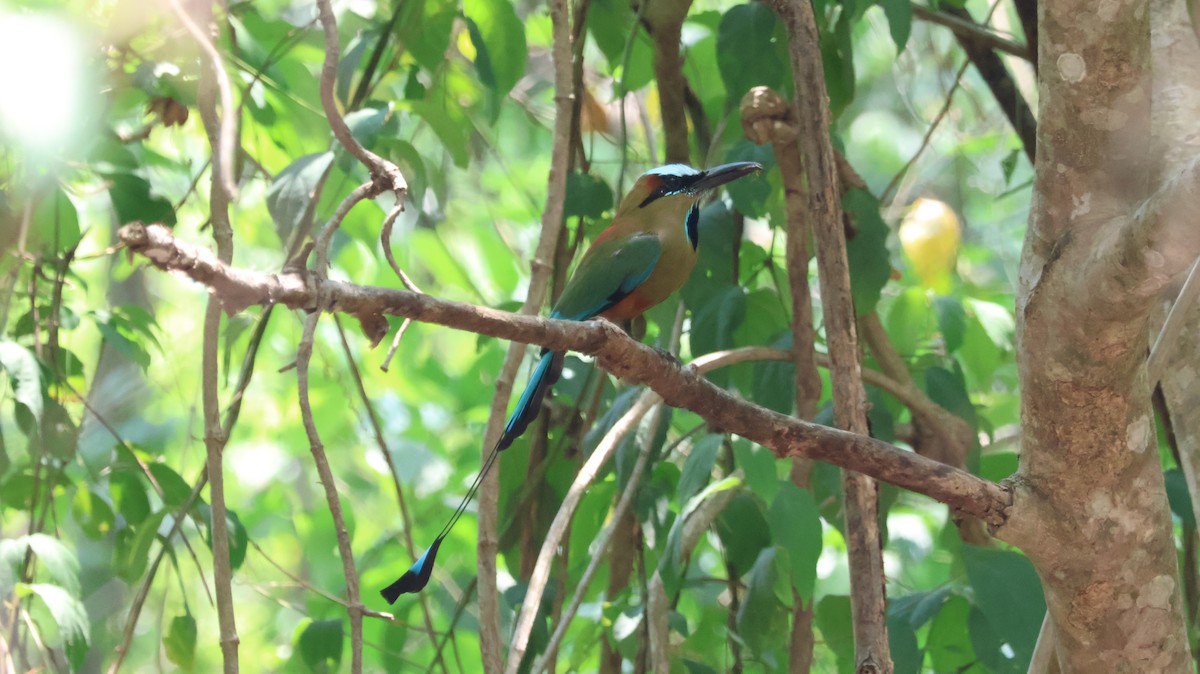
[117,222,1011,526]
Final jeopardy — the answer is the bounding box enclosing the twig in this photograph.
[881,57,971,204]
[333,315,450,673]
[165,0,238,201]
[771,0,892,669]
[1148,255,1200,383]
[477,0,575,668]
[912,5,1031,61]
[506,391,662,673]
[118,222,1013,525]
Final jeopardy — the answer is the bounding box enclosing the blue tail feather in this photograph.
[499,350,559,450]
[382,350,561,600]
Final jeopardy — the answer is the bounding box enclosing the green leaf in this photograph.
[397,0,456,71]
[934,295,968,353]
[165,614,197,671]
[564,172,614,219]
[768,483,822,602]
[31,186,81,252]
[0,340,43,429]
[91,140,176,226]
[722,141,775,218]
[926,594,978,672]
[733,439,778,502]
[73,488,115,539]
[966,298,1015,350]
[877,0,913,51]
[119,510,167,582]
[111,470,152,524]
[148,463,194,508]
[821,15,857,119]
[410,98,471,168]
[689,286,746,357]
[716,4,789,104]
[267,152,335,245]
[815,595,855,673]
[890,584,953,629]
[296,618,343,674]
[714,492,771,574]
[335,32,368,107]
[463,0,527,96]
[844,188,891,315]
[735,547,788,661]
[677,434,722,507]
[25,534,82,596]
[925,363,977,431]
[22,583,89,652]
[1165,468,1196,529]
[962,544,1046,668]
[202,507,249,572]
[888,611,922,674]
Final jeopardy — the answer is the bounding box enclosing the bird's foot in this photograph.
[652,346,683,367]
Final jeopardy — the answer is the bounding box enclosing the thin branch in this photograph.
[1148,255,1200,383]
[771,0,891,669]
[165,0,238,201]
[477,0,575,668]
[314,0,407,197]
[117,222,1011,524]
[912,5,1031,61]
[506,391,662,673]
[332,315,449,674]
[296,311,365,673]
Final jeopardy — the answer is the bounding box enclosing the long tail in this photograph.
[381,350,561,603]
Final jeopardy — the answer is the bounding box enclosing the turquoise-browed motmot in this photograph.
[381,161,762,602]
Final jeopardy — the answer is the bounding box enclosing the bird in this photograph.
[381,161,763,603]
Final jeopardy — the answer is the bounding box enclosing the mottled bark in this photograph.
[1003,0,1200,669]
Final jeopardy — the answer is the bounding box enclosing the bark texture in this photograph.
[1005,0,1200,669]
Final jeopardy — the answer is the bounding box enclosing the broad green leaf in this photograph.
[890,584,953,629]
[165,614,197,671]
[926,594,979,672]
[844,188,891,315]
[689,285,746,357]
[91,140,176,226]
[0,340,43,428]
[73,487,115,539]
[969,604,1024,674]
[815,594,855,673]
[25,534,81,595]
[714,492,771,574]
[296,618,343,674]
[966,298,1015,350]
[147,463,194,508]
[335,32,368,107]
[564,172,614,219]
[962,544,1046,668]
[111,471,151,525]
[934,295,968,353]
[267,152,335,245]
[767,482,822,602]
[885,286,936,358]
[821,15,857,119]
[21,583,89,652]
[677,434,722,507]
[463,0,527,96]
[716,4,789,104]
[734,547,788,661]
[410,98,470,168]
[722,141,775,218]
[397,0,456,70]
[31,185,81,252]
[925,363,978,431]
[877,0,913,51]
[733,440,777,502]
[119,509,167,582]
[888,611,922,674]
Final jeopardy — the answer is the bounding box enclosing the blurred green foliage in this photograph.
[0,0,1096,671]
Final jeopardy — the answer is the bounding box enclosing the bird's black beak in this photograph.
[690,161,763,193]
